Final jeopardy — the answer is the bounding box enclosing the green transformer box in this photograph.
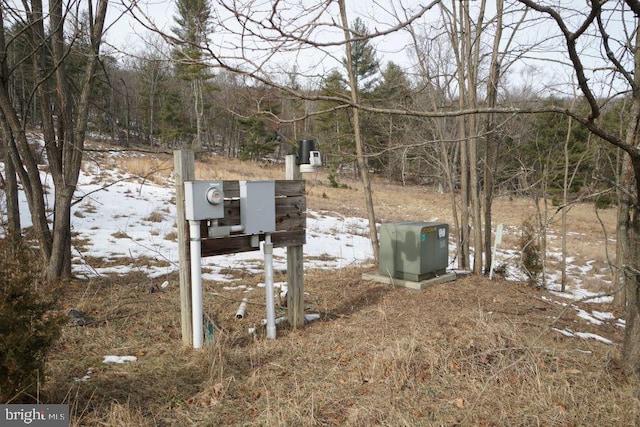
[378,222,449,282]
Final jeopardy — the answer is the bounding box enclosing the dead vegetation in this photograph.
[39,147,635,425]
[45,269,638,426]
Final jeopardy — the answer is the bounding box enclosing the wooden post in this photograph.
[286,155,305,329]
[174,150,195,346]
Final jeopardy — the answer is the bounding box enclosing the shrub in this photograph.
[328,172,349,189]
[595,192,613,209]
[0,239,64,403]
[519,217,543,286]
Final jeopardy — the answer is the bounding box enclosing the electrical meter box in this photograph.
[184,180,225,221]
[240,180,276,235]
[379,222,449,281]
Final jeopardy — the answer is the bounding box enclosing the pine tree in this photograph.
[172,0,212,149]
[314,70,354,173]
[342,17,380,93]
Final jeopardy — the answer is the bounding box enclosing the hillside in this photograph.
[38,145,637,425]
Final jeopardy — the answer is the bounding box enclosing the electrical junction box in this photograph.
[240,180,276,235]
[184,180,225,221]
[378,222,449,282]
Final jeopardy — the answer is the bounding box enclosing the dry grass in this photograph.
[117,156,174,185]
[37,148,635,425]
[44,269,638,426]
[144,210,168,223]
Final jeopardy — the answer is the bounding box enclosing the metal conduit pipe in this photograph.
[189,220,203,349]
[264,233,276,339]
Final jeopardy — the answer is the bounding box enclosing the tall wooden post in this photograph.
[175,150,195,346]
[286,155,305,328]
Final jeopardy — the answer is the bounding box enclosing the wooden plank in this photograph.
[220,180,304,198]
[203,217,304,236]
[212,195,306,226]
[203,183,306,238]
[275,180,305,196]
[201,229,306,257]
[200,193,306,235]
[174,150,194,347]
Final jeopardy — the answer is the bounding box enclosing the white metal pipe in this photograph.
[264,233,276,339]
[236,298,248,319]
[189,220,203,349]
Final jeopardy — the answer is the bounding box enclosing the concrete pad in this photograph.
[362,271,457,290]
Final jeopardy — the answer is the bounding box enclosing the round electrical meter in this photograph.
[206,187,223,205]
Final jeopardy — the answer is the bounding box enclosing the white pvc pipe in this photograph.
[211,220,245,234]
[489,224,504,281]
[264,234,276,339]
[189,220,203,349]
[236,298,248,319]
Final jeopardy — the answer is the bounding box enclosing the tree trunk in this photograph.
[0,16,21,243]
[616,121,638,308]
[464,0,485,275]
[459,126,470,269]
[622,79,640,373]
[615,159,632,307]
[338,0,379,263]
[449,0,469,270]
[623,155,640,374]
[483,0,504,274]
[561,116,573,292]
[0,0,109,283]
[467,112,482,273]
[0,119,21,242]
[194,78,204,150]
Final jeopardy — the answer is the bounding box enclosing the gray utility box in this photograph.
[184,180,225,221]
[240,180,276,235]
[379,222,449,282]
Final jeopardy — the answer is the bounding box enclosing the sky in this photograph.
[4,144,622,347]
[106,0,430,84]
[99,0,633,99]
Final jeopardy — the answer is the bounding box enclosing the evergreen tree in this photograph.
[158,85,193,148]
[343,17,380,93]
[342,18,383,174]
[514,99,593,201]
[137,56,170,142]
[314,70,354,174]
[371,61,415,179]
[172,0,212,149]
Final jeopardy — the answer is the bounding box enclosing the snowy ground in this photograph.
[8,151,621,344]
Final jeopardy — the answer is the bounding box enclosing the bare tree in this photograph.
[0,10,20,245]
[131,0,441,261]
[0,0,109,282]
[338,5,380,261]
[433,0,528,274]
[516,0,640,375]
